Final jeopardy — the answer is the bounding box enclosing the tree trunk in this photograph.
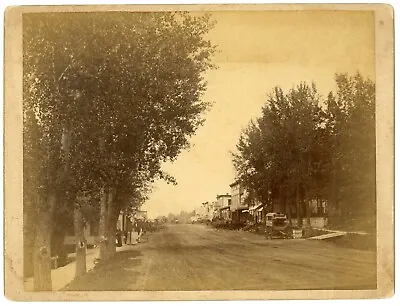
[271,198,274,213]
[261,206,266,224]
[286,189,292,226]
[99,188,118,260]
[33,193,56,291]
[331,134,340,217]
[74,205,86,278]
[318,198,324,217]
[105,189,118,258]
[303,191,312,237]
[306,201,311,227]
[107,212,119,258]
[99,187,108,261]
[304,189,311,228]
[296,183,302,227]
[283,191,287,220]
[279,187,285,213]
[306,199,311,227]
[51,229,67,267]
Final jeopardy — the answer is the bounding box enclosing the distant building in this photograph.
[248,202,265,224]
[216,194,231,208]
[195,202,214,221]
[134,210,148,221]
[216,194,231,220]
[230,180,249,223]
[210,201,219,219]
[288,200,328,228]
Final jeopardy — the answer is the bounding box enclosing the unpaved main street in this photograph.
[64,224,376,291]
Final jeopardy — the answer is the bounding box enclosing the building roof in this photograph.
[229,180,240,187]
[231,205,249,212]
[249,203,265,211]
[216,194,231,199]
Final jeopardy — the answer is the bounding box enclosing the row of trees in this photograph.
[233,73,375,228]
[164,210,196,223]
[23,12,216,290]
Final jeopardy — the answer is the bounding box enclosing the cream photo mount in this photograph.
[3,3,394,301]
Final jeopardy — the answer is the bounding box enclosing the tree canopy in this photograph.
[23,11,217,288]
[233,73,376,225]
[24,11,217,212]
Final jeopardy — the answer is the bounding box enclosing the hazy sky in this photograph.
[143,10,375,218]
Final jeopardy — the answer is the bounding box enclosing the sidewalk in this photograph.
[308,227,370,240]
[24,232,141,291]
[308,231,346,240]
[322,228,369,235]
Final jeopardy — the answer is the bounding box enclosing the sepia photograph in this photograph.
[3,3,394,301]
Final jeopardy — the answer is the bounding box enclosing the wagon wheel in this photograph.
[265,227,273,239]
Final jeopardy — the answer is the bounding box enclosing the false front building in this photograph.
[216,194,231,221]
[230,180,249,223]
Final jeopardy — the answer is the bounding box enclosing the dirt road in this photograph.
[63,224,376,291]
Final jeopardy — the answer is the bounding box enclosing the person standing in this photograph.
[116,229,123,247]
[126,217,133,244]
[136,220,142,243]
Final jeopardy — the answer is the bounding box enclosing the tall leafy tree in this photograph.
[326,73,376,222]
[23,11,216,290]
[233,74,375,231]
[234,83,329,227]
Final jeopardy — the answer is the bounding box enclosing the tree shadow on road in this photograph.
[62,250,142,291]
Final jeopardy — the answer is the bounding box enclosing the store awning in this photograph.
[257,207,264,212]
